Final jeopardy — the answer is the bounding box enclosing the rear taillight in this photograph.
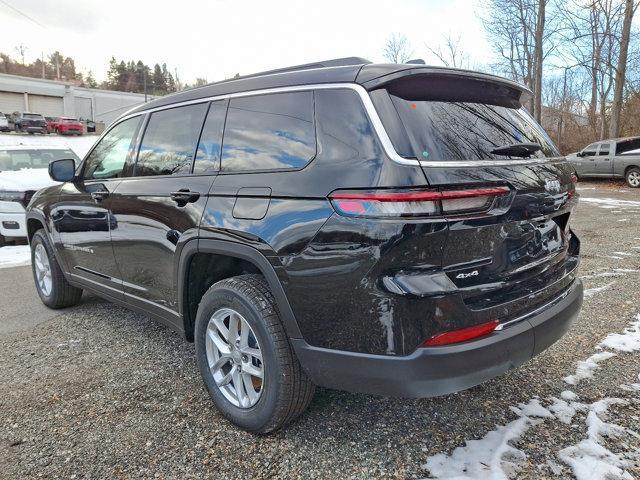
[421,319,500,347]
[329,187,510,218]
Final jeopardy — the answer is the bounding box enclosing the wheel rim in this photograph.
[628,171,640,187]
[205,308,264,408]
[34,243,52,297]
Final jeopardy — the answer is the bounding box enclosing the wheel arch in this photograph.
[624,164,640,176]
[178,239,302,342]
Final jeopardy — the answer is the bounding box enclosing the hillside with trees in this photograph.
[0,50,179,95]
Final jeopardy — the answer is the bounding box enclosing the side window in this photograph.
[221,91,315,172]
[598,143,610,155]
[193,100,227,174]
[583,143,598,156]
[83,116,142,180]
[135,103,208,177]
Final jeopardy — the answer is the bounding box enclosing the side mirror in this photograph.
[49,158,76,182]
[576,151,585,157]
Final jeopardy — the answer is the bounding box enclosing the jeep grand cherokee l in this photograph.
[26,57,583,434]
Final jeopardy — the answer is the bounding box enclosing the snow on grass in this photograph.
[583,281,616,299]
[0,245,31,268]
[423,399,552,480]
[580,197,640,209]
[599,315,640,353]
[563,352,617,385]
[0,132,97,158]
[558,399,635,480]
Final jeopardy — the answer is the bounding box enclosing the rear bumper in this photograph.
[293,278,583,397]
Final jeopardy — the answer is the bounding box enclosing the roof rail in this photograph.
[235,57,371,80]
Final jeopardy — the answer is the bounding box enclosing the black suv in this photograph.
[14,112,47,134]
[26,58,583,433]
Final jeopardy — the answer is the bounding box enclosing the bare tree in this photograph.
[482,0,555,122]
[383,33,413,64]
[426,34,470,68]
[14,44,27,65]
[609,0,638,137]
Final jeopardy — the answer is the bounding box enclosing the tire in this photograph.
[625,167,640,188]
[194,274,314,434]
[31,229,83,308]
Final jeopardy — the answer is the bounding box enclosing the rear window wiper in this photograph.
[491,142,542,158]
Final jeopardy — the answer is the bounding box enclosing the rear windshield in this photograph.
[62,118,79,123]
[372,77,560,161]
[24,113,44,120]
[0,149,79,172]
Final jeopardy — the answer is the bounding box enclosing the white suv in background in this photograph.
[0,112,10,132]
[0,146,79,245]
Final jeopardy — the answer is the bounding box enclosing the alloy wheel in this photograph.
[628,171,640,187]
[34,243,52,296]
[205,307,264,408]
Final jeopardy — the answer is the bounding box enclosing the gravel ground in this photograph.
[1,179,639,479]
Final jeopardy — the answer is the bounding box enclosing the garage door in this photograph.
[0,91,25,114]
[28,94,63,117]
[74,97,93,120]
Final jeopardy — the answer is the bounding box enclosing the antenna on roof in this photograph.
[406,59,426,65]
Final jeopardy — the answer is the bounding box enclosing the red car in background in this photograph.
[51,117,84,135]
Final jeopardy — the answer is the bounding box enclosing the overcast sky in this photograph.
[1,0,493,83]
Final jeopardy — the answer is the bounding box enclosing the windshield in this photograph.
[24,113,44,120]
[388,96,559,161]
[0,149,80,172]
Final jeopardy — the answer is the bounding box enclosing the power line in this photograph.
[0,0,47,29]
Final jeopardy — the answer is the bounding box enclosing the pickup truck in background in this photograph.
[568,136,640,188]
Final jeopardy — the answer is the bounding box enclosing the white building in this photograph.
[0,73,156,126]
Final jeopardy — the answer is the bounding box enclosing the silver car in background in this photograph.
[567,136,640,188]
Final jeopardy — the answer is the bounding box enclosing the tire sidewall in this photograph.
[31,232,56,306]
[626,168,640,188]
[195,283,283,432]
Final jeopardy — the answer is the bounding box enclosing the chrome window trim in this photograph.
[115,83,555,169]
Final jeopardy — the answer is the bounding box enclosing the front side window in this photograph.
[83,116,142,180]
[135,103,208,177]
[221,92,315,171]
[583,143,598,156]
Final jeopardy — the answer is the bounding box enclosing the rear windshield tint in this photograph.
[373,81,559,161]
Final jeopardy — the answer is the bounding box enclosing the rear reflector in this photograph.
[421,319,500,347]
[330,187,509,218]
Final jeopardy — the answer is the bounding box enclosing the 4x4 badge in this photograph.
[456,270,479,279]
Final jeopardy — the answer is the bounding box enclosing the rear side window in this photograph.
[194,100,228,174]
[135,103,208,177]
[83,116,142,180]
[221,92,315,172]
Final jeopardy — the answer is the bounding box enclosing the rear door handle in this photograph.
[91,191,109,202]
[170,190,200,205]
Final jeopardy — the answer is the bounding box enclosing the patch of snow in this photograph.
[563,351,617,385]
[599,315,640,353]
[0,245,31,268]
[576,187,596,191]
[423,416,533,480]
[620,374,640,393]
[558,399,635,480]
[583,282,616,298]
[580,197,640,208]
[612,251,634,256]
[600,254,623,260]
[581,271,625,279]
[613,268,640,273]
[561,390,579,401]
[618,218,629,222]
[548,397,584,424]
[423,399,552,479]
